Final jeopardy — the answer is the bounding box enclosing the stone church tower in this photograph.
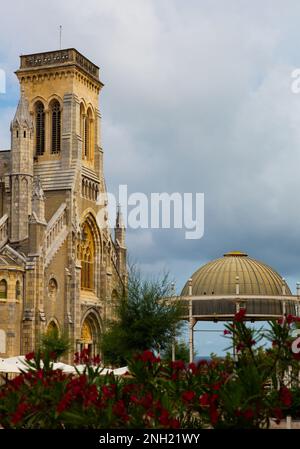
[0,49,126,360]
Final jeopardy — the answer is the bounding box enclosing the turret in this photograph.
[114,205,126,282]
[10,89,34,242]
[115,204,125,248]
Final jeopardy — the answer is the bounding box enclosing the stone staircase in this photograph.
[45,203,68,267]
[0,214,8,249]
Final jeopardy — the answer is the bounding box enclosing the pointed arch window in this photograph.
[80,222,95,290]
[35,101,45,156]
[83,108,93,161]
[84,115,90,159]
[0,279,7,299]
[50,100,61,154]
[80,103,85,159]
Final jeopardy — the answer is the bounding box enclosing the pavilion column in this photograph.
[188,278,194,363]
[297,283,300,317]
[171,342,176,362]
[171,282,176,362]
[282,278,286,318]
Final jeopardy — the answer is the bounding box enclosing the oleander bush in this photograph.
[1,310,300,429]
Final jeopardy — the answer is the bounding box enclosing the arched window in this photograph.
[83,108,93,161]
[15,280,21,301]
[0,279,7,299]
[35,101,45,156]
[80,222,95,290]
[50,100,61,154]
[80,103,85,159]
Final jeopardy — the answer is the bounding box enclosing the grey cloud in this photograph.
[1,0,300,297]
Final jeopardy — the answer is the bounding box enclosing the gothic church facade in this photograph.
[0,49,126,360]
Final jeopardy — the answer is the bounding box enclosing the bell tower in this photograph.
[14,48,106,228]
[15,49,103,175]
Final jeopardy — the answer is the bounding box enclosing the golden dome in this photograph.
[181,251,291,296]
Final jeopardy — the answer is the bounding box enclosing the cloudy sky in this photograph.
[1,0,300,354]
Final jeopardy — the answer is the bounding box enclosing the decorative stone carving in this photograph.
[32,176,44,200]
[48,277,58,300]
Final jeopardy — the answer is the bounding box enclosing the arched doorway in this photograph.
[79,312,101,356]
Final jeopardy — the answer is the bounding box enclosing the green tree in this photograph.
[161,340,191,362]
[102,266,185,365]
[40,328,70,361]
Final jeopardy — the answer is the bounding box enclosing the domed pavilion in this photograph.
[180,251,300,361]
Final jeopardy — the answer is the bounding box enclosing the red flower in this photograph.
[11,375,24,390]
[286,314,295,324]
[234,308,246,322]
[169,418,180,429]
[243,409,254,420]
[224,329,231,335]
[49,351,57,360]
[140,393,153,409]
[101,384,116,399]
[139,350,158,363]
[171,360,185,370]
[198,360,208,367]
[113,400,129,421]
[188,362,197,374]
[199,393,210,406]
[57,393,72,414]
[236,342,245,352]
[159,409,170,426]
[272,407,283,425]
[93,354,101,365]
[182,390,196,402]
[280,387,293,407]
[25,352,35,361]
[130,395,139,404]
[209,405,219,426]
[11,403,29,425]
